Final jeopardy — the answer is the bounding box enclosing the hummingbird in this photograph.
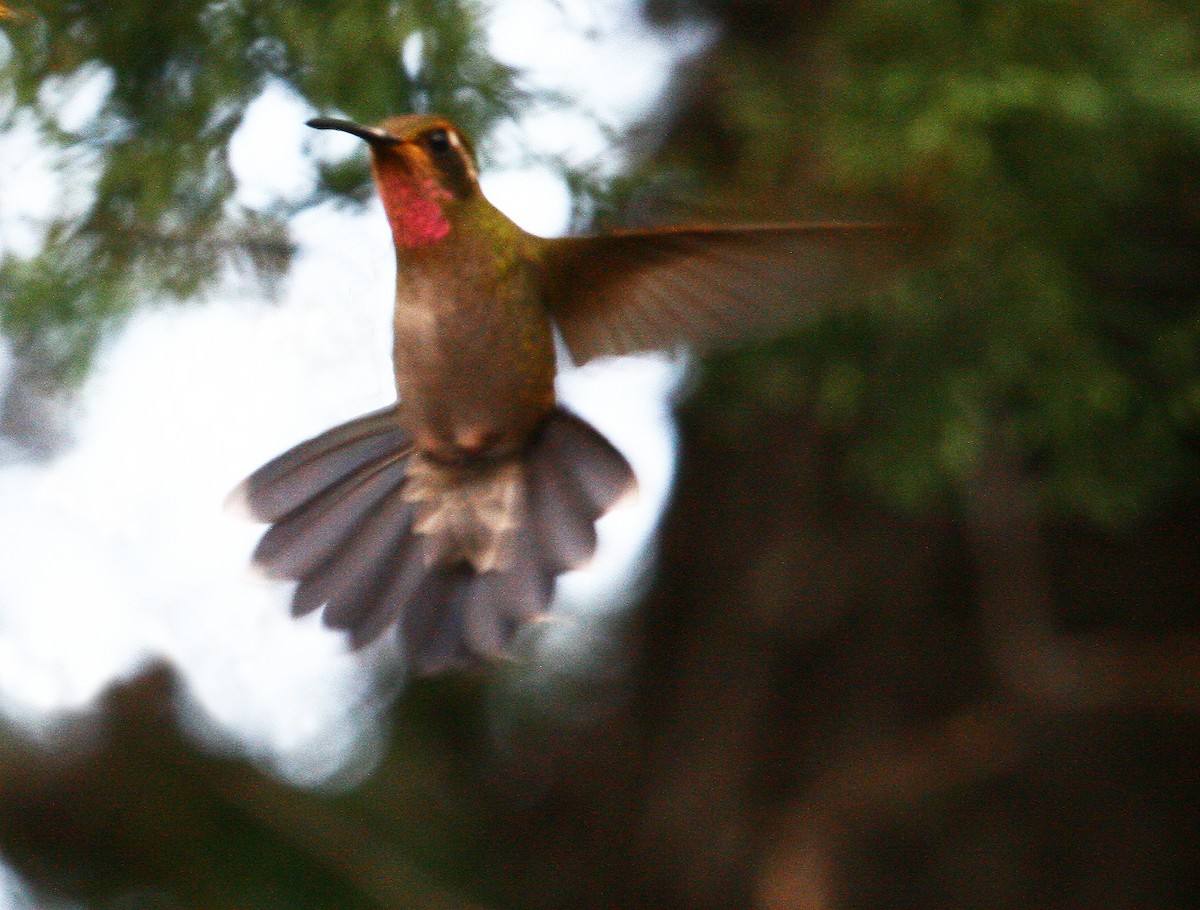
[230,113,892,674]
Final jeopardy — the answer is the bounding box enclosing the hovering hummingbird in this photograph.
[230,114,892,673]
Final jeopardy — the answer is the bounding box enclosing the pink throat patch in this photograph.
[376,167,452,248]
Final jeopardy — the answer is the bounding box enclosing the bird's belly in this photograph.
[392,301,555,463]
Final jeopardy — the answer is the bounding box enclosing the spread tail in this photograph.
[229,406,634,674]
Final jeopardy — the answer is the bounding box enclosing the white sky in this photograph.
[0,0,703,826]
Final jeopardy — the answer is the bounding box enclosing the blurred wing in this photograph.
[539,224,896,365]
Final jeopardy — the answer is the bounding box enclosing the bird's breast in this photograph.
[391,252,556,463]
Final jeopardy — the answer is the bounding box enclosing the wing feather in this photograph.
[539,224,896,364]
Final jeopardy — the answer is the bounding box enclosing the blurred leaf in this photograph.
[0,0,524,386]
[657,0,1200,524]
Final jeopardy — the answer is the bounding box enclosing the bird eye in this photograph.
[425,129,452,154]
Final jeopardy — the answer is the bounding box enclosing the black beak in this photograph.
[306,117,401,145]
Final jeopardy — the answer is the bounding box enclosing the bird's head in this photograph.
[308,114,479,249]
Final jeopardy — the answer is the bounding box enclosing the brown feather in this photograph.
[538,224,898,364]
[252,455,408,580]
[530,409,635,515]
[289,485,415,618]
[460,575,511,659]
[526,455,599,572]
[230,406,409,522]
[402,567,475,674]
[344,542,429,649]
[498,529,556,623]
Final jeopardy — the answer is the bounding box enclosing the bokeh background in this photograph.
[2,1,1199,908]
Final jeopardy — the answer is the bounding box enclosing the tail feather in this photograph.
[532,410,632,516]
[461,576,511,659]
[498,528,556,623]
[231,405,634,673]
[341,542,427,649]
[252,454,408,580]
[402,568,475,674]
[289,487,414,618]
[462,529,556,658]
[230,406,409,522]
[527,458,599,572]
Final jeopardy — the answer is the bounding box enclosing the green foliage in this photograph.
[0,0,519,381]
[695,0,1200,524]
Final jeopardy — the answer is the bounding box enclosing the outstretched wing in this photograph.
[538,224,897,365]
